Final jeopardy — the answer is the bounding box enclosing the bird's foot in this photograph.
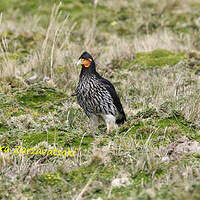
[106,126,113,134]
[106,124,118,135]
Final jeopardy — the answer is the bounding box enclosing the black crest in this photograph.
[79,51,93,61]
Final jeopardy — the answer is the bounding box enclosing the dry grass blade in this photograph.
[75,169,98,200]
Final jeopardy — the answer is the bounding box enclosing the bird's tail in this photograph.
[116,112,126,125]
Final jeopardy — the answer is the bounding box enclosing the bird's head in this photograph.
[76,51,94,68]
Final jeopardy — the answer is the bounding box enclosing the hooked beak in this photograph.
[76,59,83,66]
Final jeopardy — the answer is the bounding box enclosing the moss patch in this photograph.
[37,172,63,186]
[16,85,67,110]
[122,108,198,146]
[22,130,93,149]
[0,123,9,133]
[130,49,185,68]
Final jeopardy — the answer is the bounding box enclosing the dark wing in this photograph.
[99,78,126,124]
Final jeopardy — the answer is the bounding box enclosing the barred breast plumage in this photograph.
[76,73,118,117]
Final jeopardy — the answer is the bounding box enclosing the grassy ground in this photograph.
[0,0,200,199]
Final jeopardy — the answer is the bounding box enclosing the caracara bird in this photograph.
[76,51,126,134]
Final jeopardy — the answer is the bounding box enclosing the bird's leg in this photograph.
[103,114,116,134]
[106,125,111,134]
[106,124,117,134]
[90,115,99,137]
